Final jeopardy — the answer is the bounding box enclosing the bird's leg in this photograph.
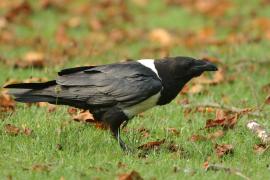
[102,107,131,152]
[111,126,131,152]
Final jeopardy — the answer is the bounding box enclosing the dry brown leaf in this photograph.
[149,28,173,47]
[31,164,50,172]
[253,144,269,154]
[262,83,270,94]
[0,17,7,30]
[67,107,78,116]
[201,56,221,63]
[109,29,126,43]
[66,17,81,28]
[138,139,165,151]
[182,27,219,48]
[265,95,270,105]
[34,102,57,112]
[194,68,225,85]
[89,18,103,31]
[138,127,150,138]
[22,127,32,136]
[189,134,207,142]
[167,127,180,136]
[55,25,73,46]
[207,130,224,140]
[4,124,20,136]
[167,142,184,153]
[190,130,224,142]
[196,106,216,113]
[69,109,108,129]
[182,84,204,94]
[132,0,148,7]
[215,109,225,119]
[118,170,143,180]
[0,90,15,112]
[5,1,32,22]
[117,162,128,168]
[215,144,233,158]
[72,110,94,123]
[205,114,238,129]
[40,0,64,9]
[175,0,231,17]
[14,52,46,69]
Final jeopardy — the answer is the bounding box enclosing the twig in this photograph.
[182,102,263,117]
[205,164,250,180]
[246,120,270,144]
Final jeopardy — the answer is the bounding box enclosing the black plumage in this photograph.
[5,56,217,151]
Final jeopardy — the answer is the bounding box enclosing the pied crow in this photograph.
[5,56,218,151]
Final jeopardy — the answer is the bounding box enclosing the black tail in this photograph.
[4,80,58,103]
[4,80,56,89]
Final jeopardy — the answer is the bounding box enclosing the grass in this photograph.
[1,0,270,179]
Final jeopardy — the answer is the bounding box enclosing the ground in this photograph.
[1,0,270,179]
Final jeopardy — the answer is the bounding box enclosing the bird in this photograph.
[5,56,218,151]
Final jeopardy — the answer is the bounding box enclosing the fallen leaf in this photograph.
[215,144,233,158]
[265,95,270,105]
[31,164,50,172]
[207,130,224,140]
[149,28,173,47]
[253,144,269,154]
[69,109,108,129]
[56,144,63,151]
[201,56,221,63]
[55,24,74,46]
[117,162,128,168]
[34,102,56,112]
[167,127,180,136]
[14,52,46,69]
[67,107,78,116]
[189,134,207,142]
[131,0,149,7]
[205,114,238,129]
[0,17,7,30]
[66,17,81,28]
[182,84,204,94]
[167,142,184,153]
[5,1,32,22]
[22,127,32,136]
[174,0,232,17]
[138,127,150,138]
[262,83,270,94]
[118,170,143,180]
[194,68,225,85]
[215,109,226,119]
[4,124,20,135]
[138,139,165,151]
[40,0,66,9]
[89,18,103,31]
[0,90,15,112]
[72,110,95,123]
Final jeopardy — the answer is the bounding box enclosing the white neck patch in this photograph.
[138,59,160,79]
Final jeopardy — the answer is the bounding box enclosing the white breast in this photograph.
[123,92,160,118]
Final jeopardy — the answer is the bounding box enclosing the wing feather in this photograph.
[55,62,162,108]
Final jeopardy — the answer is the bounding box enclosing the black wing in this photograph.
[56,62,162,109]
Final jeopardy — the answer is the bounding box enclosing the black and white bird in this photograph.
[5,56,218,151]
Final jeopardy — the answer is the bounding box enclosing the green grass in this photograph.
[1,0,270,179]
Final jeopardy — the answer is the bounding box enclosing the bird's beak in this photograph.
[192,60,218,72]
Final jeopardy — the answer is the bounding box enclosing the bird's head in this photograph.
[169,56,218,79]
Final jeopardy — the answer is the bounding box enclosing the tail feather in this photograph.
[15,95,57,103]
[5,80,57,103]
[4,80,56,89]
